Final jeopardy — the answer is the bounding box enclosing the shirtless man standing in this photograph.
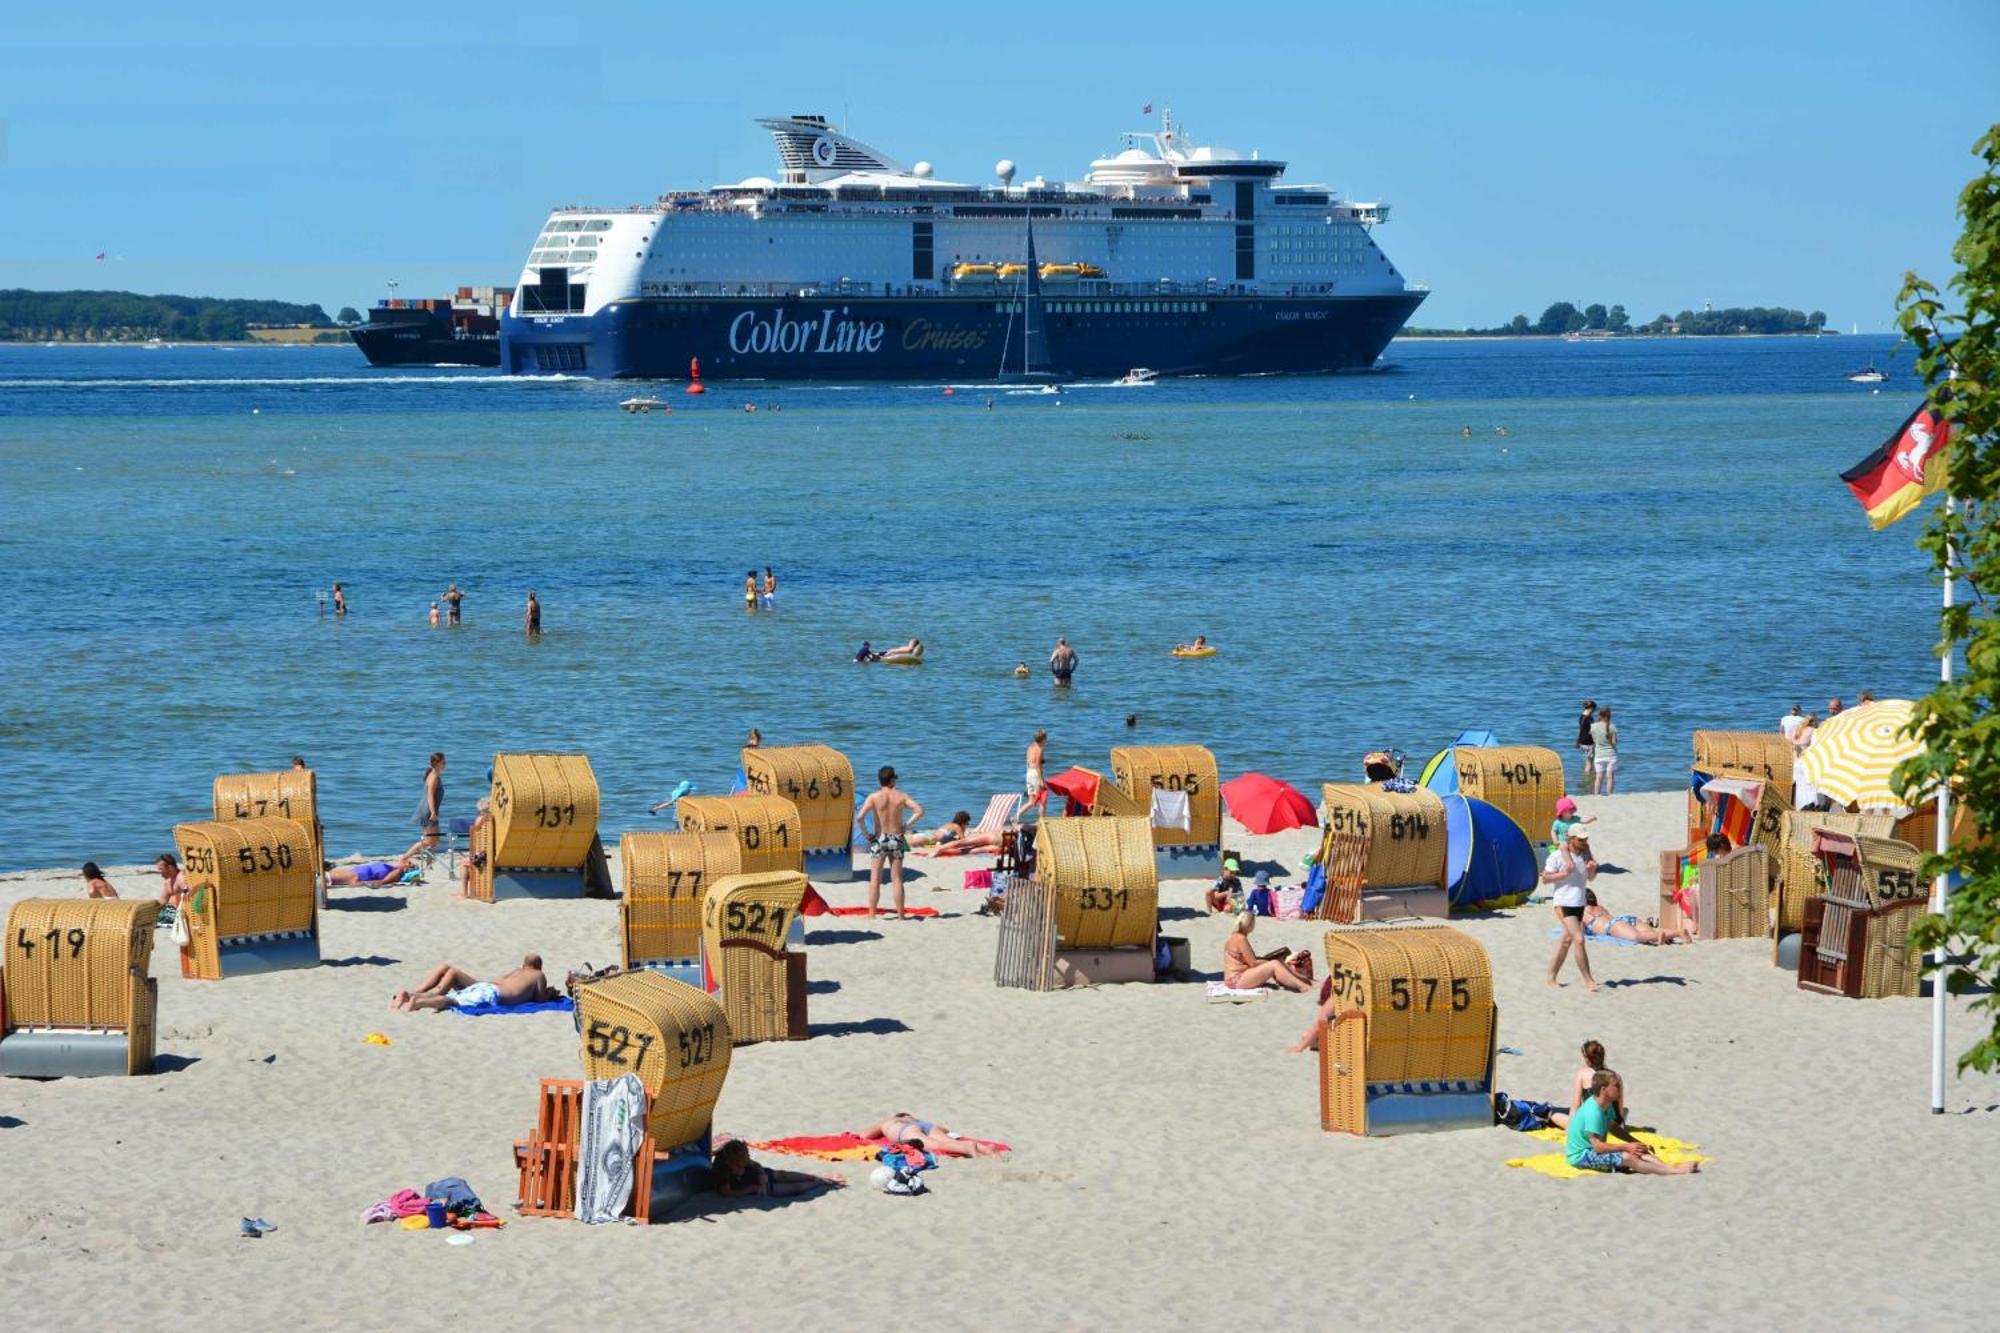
[1049,638,1078,686]
[1026,730,1047,803]
[857,766,924,919]
[392,953,557,1012]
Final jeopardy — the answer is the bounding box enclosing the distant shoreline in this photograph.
[1394,331,1851,342]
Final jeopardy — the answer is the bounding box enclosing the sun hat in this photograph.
[1253,869,1270,886]
[1555,796,1578,815]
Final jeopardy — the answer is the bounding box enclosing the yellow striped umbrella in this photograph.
[1798,699,1926,810]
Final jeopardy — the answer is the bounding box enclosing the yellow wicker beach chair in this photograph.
[465,752,612,902]
[1797,831,1927,999]
[0,899,159,1077]
[1774,811,1897,940]
[742,744,857,879]
[701,871,811,1043]
[1109,744,1223,877]
[174,817,320,980]
[675,794,805,877]
[996,816,1158,989]
[1317,924,1496,1136]
[620,831,742,987]
[1318,784,1449,919]
[1691,731,1796,800]
[1452,745,1564,841]
[214,768,324,896]
[571,969,734,1140]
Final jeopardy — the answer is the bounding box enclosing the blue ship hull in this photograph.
[501,291,1425,380]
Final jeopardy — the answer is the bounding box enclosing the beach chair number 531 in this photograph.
[1079,886,1130,911]
[585,1019,656,1071]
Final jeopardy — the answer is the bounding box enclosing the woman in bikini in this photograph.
[1550,1039,1634,1133]
[402,752,446,862]
[855,1114,1004,1158]
[1222,912,1314,993]
[743,571,759,612]
[1581,890,1682,945]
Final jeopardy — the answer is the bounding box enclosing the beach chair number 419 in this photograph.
[15,927,87,959]
[585,1019,657,1071]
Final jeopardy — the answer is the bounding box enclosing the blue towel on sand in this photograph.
[449,996,575,1018]
[1546,927,1641,947]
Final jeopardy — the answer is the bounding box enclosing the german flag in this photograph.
[1842,401,1952,529]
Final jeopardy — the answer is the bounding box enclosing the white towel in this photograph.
[1205,980,1267,1003]
[576,1072,647,1224]
[1151,788,1192,831]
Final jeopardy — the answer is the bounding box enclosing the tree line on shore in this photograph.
[1409,302,1830,337]
[0,289,333,341]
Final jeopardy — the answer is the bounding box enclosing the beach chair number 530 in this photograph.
[585,1019,656,1071]
[15,927,87,959]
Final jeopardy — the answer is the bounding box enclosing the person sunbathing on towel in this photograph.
[855,1113,1005,1157]
[1223,912,1314,993]
[908,811,972,849]
[710,1138,845,1198]
[391,954,558,1012]
[1581,890,1684,945]
[325,854,419,888]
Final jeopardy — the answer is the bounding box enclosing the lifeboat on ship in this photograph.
[1038,263,1105,282]
[951,263,1000,285]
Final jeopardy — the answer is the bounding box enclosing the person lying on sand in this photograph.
[854,1114,1005,1157]
[1567,1071,1695,1176]
[908,811,971,849]
[1581,891,1685,945]
[325,854,419,888]
[1223,912,1314,993]
[710,1138,844,1199]
[391,954,558,1012]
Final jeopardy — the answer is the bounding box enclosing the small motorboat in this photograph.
[1846,367,1887,384]
[1115,367,1158,386]
[620,396,668,413]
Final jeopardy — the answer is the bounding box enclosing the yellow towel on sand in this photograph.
[1505,1128,1709,1178]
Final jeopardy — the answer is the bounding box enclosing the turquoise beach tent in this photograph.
[1442,793,1537,909]
[1418,730,1501,795]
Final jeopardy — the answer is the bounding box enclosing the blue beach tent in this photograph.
[1442,793,1537,909]
[1418,730,1501,796]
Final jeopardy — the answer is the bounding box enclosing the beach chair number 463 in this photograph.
[585,1019,657,1071]
[15,927,88,959]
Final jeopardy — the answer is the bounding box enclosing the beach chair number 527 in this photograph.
[586,1019,656,1071]
[677,1021,717,1068]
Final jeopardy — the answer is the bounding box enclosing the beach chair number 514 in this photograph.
[586,1019,656,1071]
[15,926,87,959]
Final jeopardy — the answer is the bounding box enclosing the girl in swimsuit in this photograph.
[1221,912,1314,993]
[855,1114,1004,1157]
[1581,891,1679,945]
[744,571,759,611]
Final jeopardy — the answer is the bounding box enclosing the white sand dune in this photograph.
[2,790,1995,1330]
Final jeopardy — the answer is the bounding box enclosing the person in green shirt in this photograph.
[1565,1071,1698,1175]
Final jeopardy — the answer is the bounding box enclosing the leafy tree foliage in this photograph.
[0,289,330,341]
[1536,301,1585,334]
[1901,127,2000,1073]
[337,306,362,325]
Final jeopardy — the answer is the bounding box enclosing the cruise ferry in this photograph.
[500,112,1426,380]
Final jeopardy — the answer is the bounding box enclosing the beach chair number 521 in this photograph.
[585,1019,656,1071]
[15,926,87,959]
[1388,977,1472,1011]
[724,902,787,936]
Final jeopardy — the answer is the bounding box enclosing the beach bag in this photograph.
[1286,949,1314,984]
[169,904,191,949]
[1299,863,1326,916]
[1275,886,1306,920]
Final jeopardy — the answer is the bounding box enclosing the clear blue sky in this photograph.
[4,1,1994,328]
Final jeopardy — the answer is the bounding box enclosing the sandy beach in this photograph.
[2,788,1994,1331]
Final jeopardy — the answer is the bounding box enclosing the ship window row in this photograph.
[545,219,615,233]
[991,300,1211,314]
[530,249,596,264]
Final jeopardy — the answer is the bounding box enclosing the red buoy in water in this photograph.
[686,356,706,395]
[944,387,955,396]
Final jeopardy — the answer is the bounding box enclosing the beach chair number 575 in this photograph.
[1387,977,1472,1011]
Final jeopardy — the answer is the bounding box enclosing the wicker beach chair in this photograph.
[701,871,811,1043]
[1796,831,1927,999]
[1451,745,1564,842]
[214,768,323,896]
[174,816,320,980]
[1317,924,1497,1136]
[0,899,159,1077]
[1657,845,1770,940]
[675,794,806,876]
[1109,744,1223,877]
[465,752,612,902]
[996,816,1158,989]
[568,968,733,1141]
[1775,811,1897,939]
[620,831,743,986]
[1317,784,1449,919]
[741,743,857,879]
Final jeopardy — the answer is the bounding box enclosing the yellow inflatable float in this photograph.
[1171,639,1216,658]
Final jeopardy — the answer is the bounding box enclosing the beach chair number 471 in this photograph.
[15,927,88,959]
[230,796,293,818]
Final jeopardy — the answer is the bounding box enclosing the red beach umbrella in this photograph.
[1221,772,1318,835]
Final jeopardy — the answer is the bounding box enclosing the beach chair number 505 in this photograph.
[585,1019,656,1070]
[16,926,88,959]
[1387,977,1472,1011]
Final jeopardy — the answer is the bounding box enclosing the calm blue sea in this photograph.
[0,335,1939,870]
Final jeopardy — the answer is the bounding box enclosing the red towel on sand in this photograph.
[747,1132,1010,1161]
[798,887,939,919]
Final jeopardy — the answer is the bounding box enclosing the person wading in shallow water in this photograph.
[524,590,541,640]
[1049,638,1078,686]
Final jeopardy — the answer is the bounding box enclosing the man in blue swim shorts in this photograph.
[1565,1071,1698,1176]
[392,954,559,1013]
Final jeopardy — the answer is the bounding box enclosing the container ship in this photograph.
[350,286,509,367]
[499,111,1426,381]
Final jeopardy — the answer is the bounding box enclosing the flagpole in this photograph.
[1931,495,1953,1115]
